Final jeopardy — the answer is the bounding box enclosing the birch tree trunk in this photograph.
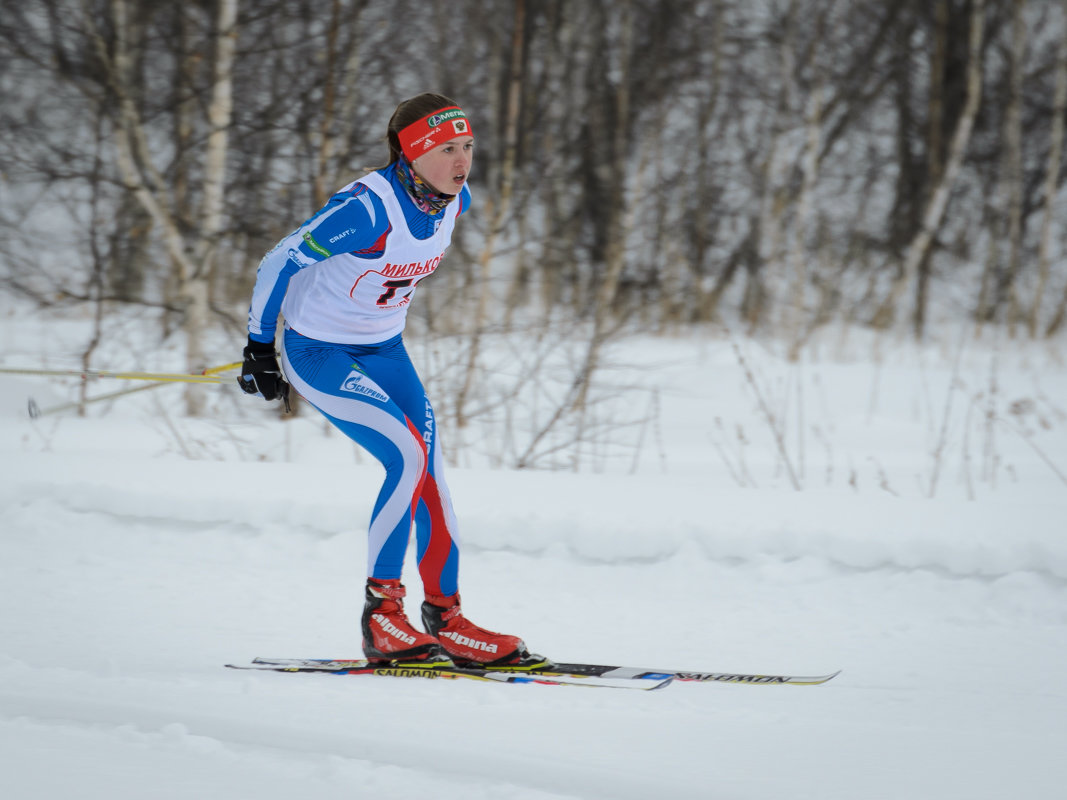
[311,0,364,208]
[786,82,823,361]
[1001,0,1026,333]
[752,8,793,333]
[927,0,948,190]
[185,0,238,415]
[101,0,199,294]
[96,0,239,416]
[874,0,985,337]
[513,3,645,469]
[534,6,585,321]
[313,0,343,210]
[168,6,195,333]
[570,0,633,414]
[689,7,726,323]
[454,0,525,429]
[914,0,948,336]
[1037,0,1067,337]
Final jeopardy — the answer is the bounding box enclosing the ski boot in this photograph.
[421,593,540,667]
[362,579,450,665]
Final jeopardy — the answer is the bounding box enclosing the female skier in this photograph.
[238,93,532,667]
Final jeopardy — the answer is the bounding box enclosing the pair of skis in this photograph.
[226,657,840,691]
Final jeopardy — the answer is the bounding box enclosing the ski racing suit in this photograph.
[246,165,471,597]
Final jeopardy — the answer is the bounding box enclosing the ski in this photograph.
[227,657,839,688]
[467,659,839,686]
[546,662,841,686]
[225,658,672,690]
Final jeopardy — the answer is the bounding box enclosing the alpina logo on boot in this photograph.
[441,631,498,653]
[372,613,416,645]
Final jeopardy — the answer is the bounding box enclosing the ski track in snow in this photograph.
[3,321,1067,799]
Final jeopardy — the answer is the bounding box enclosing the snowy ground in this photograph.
[2,303,1066,799]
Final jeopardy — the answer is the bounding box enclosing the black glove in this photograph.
[237,338,291,409]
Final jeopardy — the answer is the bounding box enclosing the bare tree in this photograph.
[5,0,1067,456]
[874,0,986,337]
[454,0,526,430]
[1039,0,1067,337]
[1000,0,1027,332]
[90,0,238,413]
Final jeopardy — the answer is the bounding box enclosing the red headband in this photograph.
[397,106,474,162]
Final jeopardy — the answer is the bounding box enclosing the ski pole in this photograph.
[19,362,242,419]
[0,361,242,384]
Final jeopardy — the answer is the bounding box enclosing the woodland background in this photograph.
[1,0,1066,430]
[4,7,1067,798]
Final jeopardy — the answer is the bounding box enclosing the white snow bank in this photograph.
[5,452,1064,584]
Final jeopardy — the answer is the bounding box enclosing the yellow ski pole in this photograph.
[1,362,241,383]
[16,362,243,419]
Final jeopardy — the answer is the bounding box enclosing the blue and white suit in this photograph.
[247,166,472,597]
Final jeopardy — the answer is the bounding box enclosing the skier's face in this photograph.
[412,136,474,195]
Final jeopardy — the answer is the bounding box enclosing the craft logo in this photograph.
[423,398,434,446]
[340,370,388,402]
[328,227,358,245]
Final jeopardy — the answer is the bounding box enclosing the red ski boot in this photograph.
[420,593,534,667]
[362,579,449,664]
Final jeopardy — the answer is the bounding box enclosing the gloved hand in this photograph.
[237,338,290,409]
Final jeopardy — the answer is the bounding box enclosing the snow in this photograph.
[2,305,1066,799]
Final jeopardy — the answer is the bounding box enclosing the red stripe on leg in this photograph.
[417,473,455,597]
[404,416,428,527]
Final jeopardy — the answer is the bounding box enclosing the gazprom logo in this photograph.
[427,109,464,128]
[287,247,315,267]
[340,371,388,402]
